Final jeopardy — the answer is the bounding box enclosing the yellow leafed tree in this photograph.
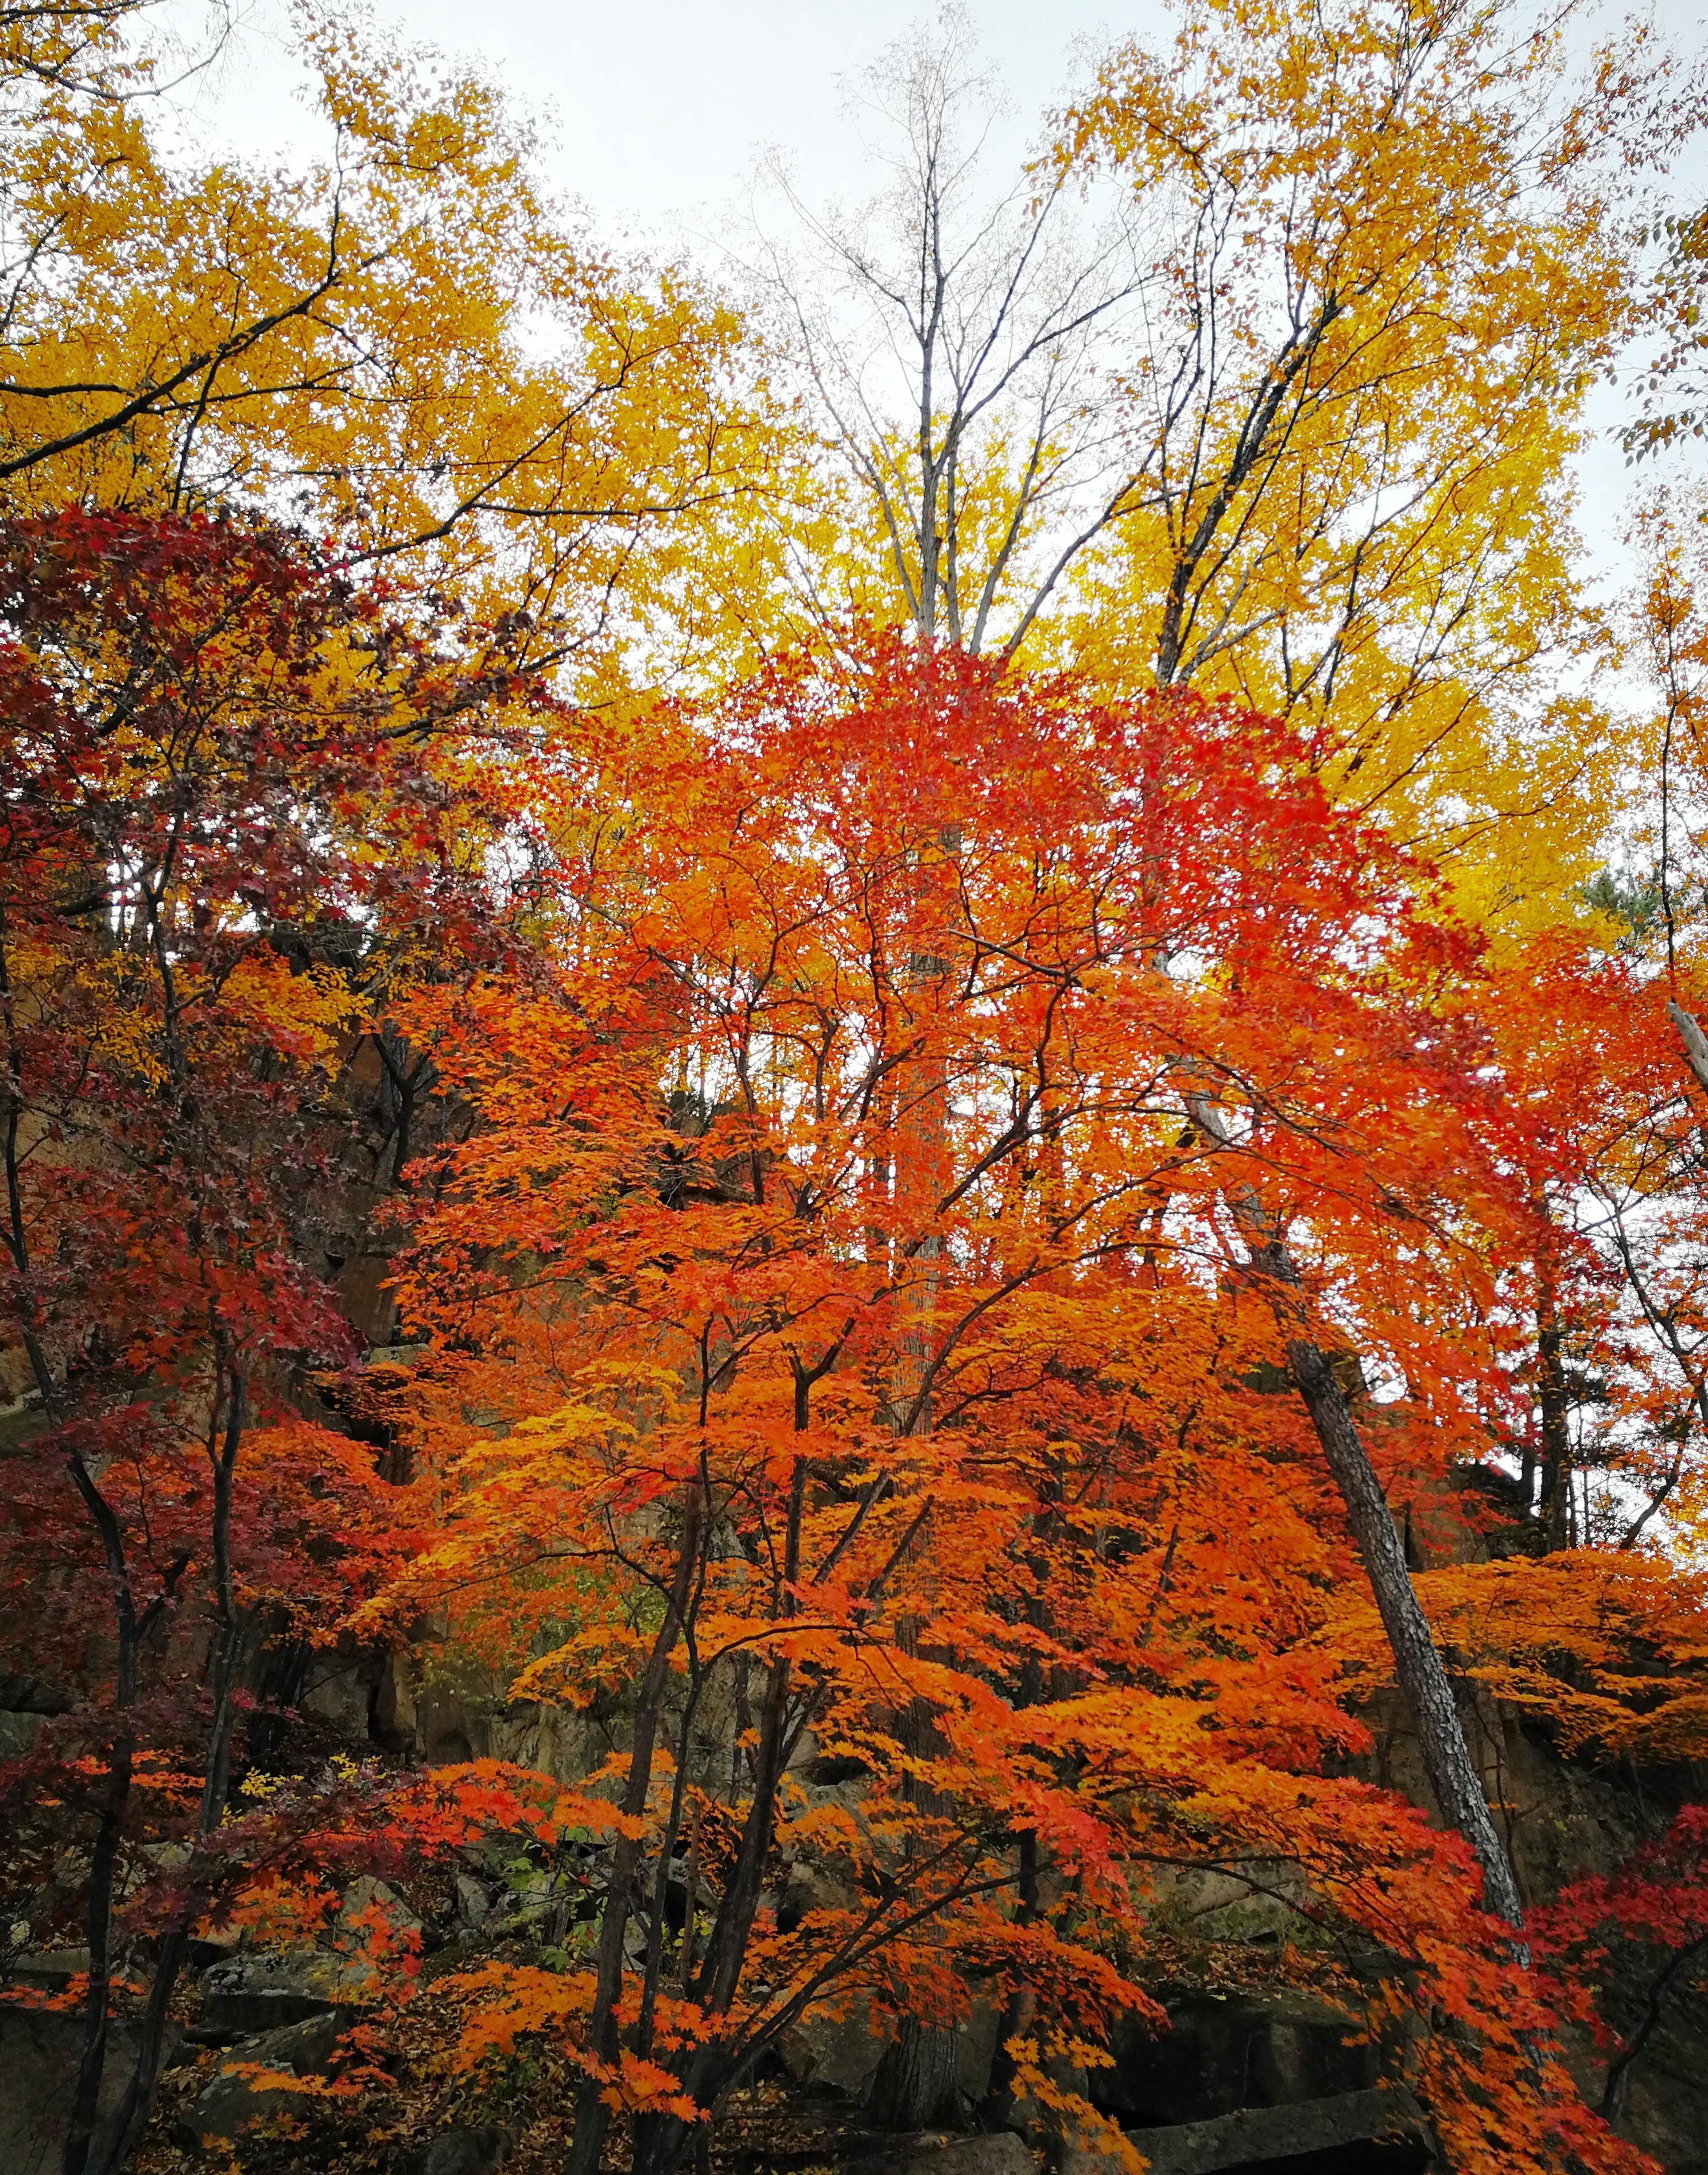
[752,0,1692,932]
[0,0,785,702]
[1057,0,1687,930]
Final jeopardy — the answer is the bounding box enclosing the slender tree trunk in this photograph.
[867,1612,962,2131]
[1535,1260,1571,1554]
[71,1363,253,2175]
[80,1929,188,2175]
[870,985,963,2128]
[57,1443,156,2175]
[1536,1326,1571,1550]
[566,1489,704,2175]
[633,1390,845,2175]
[1281,1329,1525,1926]
[630,1655,794,2175]
[1601,1934,1706,2120]
[979,1831,1038,2131]
[1183,1084,1525,1928]
[62,1733,131,2175]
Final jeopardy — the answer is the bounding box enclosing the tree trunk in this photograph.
[1182,1080,1525,1929]
[867,873,966,2126]
[867,1610,963,2130]
[1283,1331,1525,1928]
[1535,1250,1571,1553]
[80,1929,188,2175]
[61,1733,130,2175]
[566,1489,704,2175]
[870,2017,962,2130]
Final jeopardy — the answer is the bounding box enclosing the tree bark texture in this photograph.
[1284,1332,1526,1927]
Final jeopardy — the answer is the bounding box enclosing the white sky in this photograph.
[166,0,1152,243]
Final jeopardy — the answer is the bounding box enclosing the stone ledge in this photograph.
[1124,2086,1433,2174]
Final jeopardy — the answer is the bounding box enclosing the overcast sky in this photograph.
[166,0,1154,242]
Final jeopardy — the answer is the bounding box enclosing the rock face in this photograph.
[0,2006,176,2175]
[416,2127,514,2175]
[199,1872,421,2031]
[11,1946,91,1992]
[174,2011,349,2153]
[200,1948,369,2033]
[779,1992,1002,2106]
[1358,1689,1652,1905]
[1088,1994,1379,2131]
[453,1872,493,1930]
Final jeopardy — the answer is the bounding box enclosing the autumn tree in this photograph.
[771,0,1679,1943]
[758,0,1683,925]
[0,505,544,2174]
[0,0,784,706]
[1537,495,1708,1561]
[1622,211,1708,462]
[744,8,1150,661]
[368,634,1663,2174]
[1536,1805,1708,2123]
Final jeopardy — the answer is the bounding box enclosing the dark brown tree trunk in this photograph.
[979,1828,1039,2131]
[631,1653,795,2175]
[79,1929,188,2175]
[566,1489,704,2175]
[1536,1269,1571,1553]
[869,2015,962,2130]
[867,1613,962,2131]
[62,1732,129,2175]
[71,1360,251,2175]
[867,912,964,2127]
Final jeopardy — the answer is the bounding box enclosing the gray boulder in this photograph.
[174,2011,348,2153]
[778,1990,886,2099]
[453,1873,493,1930]
[417,2126,514,2175]
[780,1997,1001,2105]
[1090,1992,1375,2127]
[199,1947,368,2033]
[199,1875,421,2031]
[0,2005,178,2175]
[10,1947,90,1992]
[333,1874,422,1945]
[844,2134,1037,2175]
[1123,2085,1433,2174]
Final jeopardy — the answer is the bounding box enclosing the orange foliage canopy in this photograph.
[374,635,1698,2173]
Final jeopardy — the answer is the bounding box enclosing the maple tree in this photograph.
[734,14,1708,2014]
[0,0,783,707]
[1536,1806,1708,2122]
[358,634,1705,2173]
[0,503,544,2173]
[1448,499,1708,1568]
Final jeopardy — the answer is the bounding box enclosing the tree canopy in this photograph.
[4,4,1708,2173]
